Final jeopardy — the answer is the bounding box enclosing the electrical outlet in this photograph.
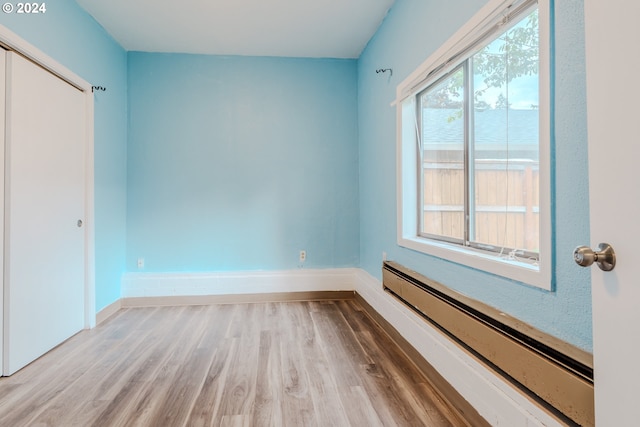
[299,250,306,263]
[382,251,387,261]
[137,258,144,269]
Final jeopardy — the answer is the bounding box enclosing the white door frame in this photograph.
[0,48,5,372]
[0,24,96,330]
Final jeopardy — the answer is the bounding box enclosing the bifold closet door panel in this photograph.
[4,52,85,375]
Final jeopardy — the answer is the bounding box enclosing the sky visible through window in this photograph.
[473,9,539,111]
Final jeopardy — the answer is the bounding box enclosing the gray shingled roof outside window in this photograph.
[422,108,538,144]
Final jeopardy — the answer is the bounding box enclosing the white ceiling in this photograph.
[75,0,395,59]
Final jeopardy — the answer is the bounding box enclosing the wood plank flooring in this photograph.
[0,299,468,426]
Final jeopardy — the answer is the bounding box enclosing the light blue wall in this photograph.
[358,0,592,351]
[127,53,359,272]
[1,0,592,351]
[0,0,128,312]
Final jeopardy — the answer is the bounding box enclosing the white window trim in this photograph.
[395,0,551,290]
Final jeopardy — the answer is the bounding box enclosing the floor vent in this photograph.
[382,261,594,426]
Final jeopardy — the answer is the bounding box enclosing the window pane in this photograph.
[471,9,539,254]
[420,67,465,241]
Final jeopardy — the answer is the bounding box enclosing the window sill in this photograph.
[398,235,551,291]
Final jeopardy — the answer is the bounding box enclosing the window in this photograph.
[396,0,551,289]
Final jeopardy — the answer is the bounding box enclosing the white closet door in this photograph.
[3,52,86,375]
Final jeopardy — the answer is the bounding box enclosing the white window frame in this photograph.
[395,0,551,290]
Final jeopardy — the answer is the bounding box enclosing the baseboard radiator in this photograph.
[382,261,594,426]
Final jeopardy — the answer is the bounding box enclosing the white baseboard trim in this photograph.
[353,269,563,427]
[121,268,359,298]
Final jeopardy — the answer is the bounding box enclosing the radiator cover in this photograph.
[382,261,594,426]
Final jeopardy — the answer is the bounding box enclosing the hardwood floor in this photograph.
[0,299,468,426]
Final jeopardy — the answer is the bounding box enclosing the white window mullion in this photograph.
[466,58,476,246]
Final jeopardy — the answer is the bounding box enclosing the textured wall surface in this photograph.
[357,0,592,351]
[127,53,359,273]
[0,0,593,351]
